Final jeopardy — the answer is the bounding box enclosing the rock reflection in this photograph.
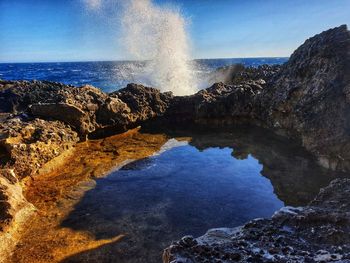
[60,126,346,263]
[181,126,344,206]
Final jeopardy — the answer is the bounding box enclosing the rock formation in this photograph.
[0,81,131,137]
[259,24,350,171]
[162,24,350,263]
[0,117,79,179]
[1,26,349,172]
[110,83,173,122]
[0,25,349,262]
[207,63,281,85]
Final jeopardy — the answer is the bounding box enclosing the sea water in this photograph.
[0,58,287,93]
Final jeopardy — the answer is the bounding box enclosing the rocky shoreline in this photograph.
[0,25,349,262]
[163,178,350,263]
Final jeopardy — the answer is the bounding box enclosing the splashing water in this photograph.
[84,0,102,10]
[121,0,198,95]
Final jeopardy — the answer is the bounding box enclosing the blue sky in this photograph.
[0,0,349,62]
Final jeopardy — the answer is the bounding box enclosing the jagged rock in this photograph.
[163,179,350,263]
[0,82,131,137]
[207,64,281,85]
[258,25,350,171]
[0,26,348,172]
[163,80,266,125]
[111,83,173,122]
[30,103,93,136]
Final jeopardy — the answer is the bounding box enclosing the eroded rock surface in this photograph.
[0,117,79,179]
[0,170,35,262]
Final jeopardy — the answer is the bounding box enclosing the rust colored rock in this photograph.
[0,171,35,262]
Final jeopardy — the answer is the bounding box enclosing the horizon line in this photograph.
[0,56,290,64]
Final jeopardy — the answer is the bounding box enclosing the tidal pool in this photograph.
[61,128,341,263]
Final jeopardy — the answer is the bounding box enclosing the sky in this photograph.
[0,0,349,63]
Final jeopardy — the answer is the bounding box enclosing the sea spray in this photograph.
[84,0,102,10]
[121,0,198,95]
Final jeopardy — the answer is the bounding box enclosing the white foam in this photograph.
[83,0,102,10]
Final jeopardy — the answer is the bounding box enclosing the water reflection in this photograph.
[61,126,345,263]
[180,127,342,206]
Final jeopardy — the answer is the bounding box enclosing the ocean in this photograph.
[0,57,288,93]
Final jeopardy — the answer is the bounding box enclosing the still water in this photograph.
[61,128,339,263]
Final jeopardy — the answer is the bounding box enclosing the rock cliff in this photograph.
[259,25,350,171]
